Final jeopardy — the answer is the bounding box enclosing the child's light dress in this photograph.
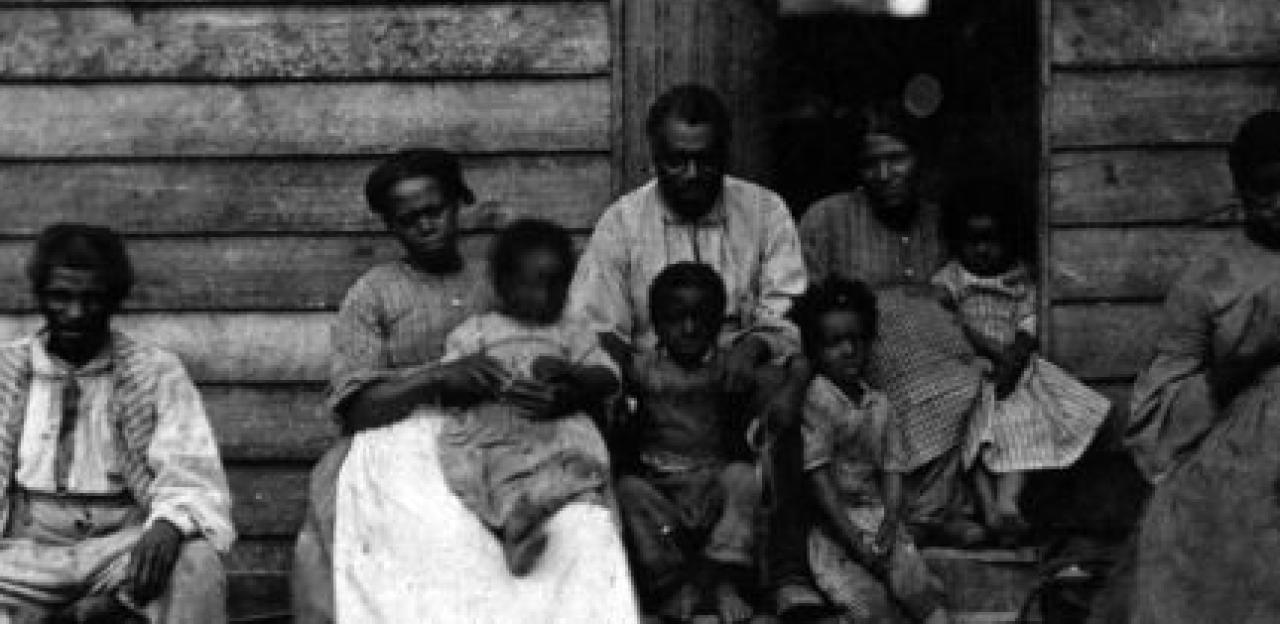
[436,312,615,533]
[931,261,1109,471]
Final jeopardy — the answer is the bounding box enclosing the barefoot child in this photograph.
[795,275,953,624]
[611,262,801,624]
[436,218,620,575]
[932,180,1109,539]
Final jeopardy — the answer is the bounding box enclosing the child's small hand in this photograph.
[502,378,562,419]
[530,356,574,383]
[854,531,890,579]
[873,517,898,559]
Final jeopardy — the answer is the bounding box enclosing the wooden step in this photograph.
[924,548,1042,624]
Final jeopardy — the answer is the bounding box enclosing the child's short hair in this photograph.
[27,223,134,305]
[488,218,577,291]
[792,275,878,359]
[648,262,727,324]
[941,176,1031,261]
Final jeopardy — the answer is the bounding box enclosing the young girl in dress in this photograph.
[794,275,952,624]
[932,179,1109,539]
[437,218,620,575]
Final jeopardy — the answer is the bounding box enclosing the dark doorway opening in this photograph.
[772,0,1039,217]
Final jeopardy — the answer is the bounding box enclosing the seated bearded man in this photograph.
[0,224,234,624]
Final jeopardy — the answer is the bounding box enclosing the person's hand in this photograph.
[873,517,898,561]
[430,354,507,401]
[852,530,890,579]
[993,351,1029,399]
[724,335,769,394]
[127,519,183,604]
[757,386,801,435]
[501,378,565,419]
[530,356,574,384]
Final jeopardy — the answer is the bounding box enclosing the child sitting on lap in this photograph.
[610,262,800,624]
[795,275,953,624]
[933,179,1109,540]
[437,219,620,575]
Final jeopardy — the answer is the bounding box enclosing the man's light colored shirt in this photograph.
[569,176,807,355]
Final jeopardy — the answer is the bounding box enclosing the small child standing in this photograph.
[932,179,1109,538]
[795,275,953,624]
[610,262,802,624]
[436,218,620,575]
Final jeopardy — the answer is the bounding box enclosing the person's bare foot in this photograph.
[713,580,753,623]
[503,524,548,575]
[992,497,1029,539]
[659,582,702,622]
[503,498,552,575]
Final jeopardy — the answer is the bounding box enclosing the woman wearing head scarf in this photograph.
[1123,111,1280,623]
[291,149,637,623]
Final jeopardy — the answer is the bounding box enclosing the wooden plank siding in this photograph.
[615,0,777,189]
[0,2,613,620]
[1045,0,1280,406]
[0,155,611,235]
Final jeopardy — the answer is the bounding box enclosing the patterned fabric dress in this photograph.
[931,261,1109,472]
[1125,233,1280,624]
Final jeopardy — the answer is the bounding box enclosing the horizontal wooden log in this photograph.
[0,5,608,79]
[0,80,609,157]
[0,313,332,382]
[227,537,294,574]
[1049,226,1234,300]
[1051,149,1236,225]
[228,572,289,622]
[1050,68,1280,148]
[1049,302,1160,380]
[0,154,611,235]
[230,464,308,537]
[205,384,333,461]
[1053,0,1280,66]
[0,233,599,311]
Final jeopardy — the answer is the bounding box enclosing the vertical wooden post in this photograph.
[1036,0,1054,357]
[615,0,779,193]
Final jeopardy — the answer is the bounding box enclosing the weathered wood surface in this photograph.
[0,233,597,311]
[228,572,289,621]
[1049,226,1234,301]
[0,155,611,235]
[0,313,332,382]
[1050,68,1280,148]
[1049,303,1160,381]
[0,80,609,157]
[0,5,608,79]
[230,464,309,538]
[205,384,332,461]
[1051,149,1236,225]
[0,237,403,311]
[1053,0,1280,66]
[617,0,776,188]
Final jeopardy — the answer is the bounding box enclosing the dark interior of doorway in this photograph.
[772,0,1039,219]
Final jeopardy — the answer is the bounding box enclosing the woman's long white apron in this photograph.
[334,410,639,624]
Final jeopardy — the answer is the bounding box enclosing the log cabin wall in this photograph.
[615,0,777,190]
[1045,0,1280,420]
[0,1,612,618]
